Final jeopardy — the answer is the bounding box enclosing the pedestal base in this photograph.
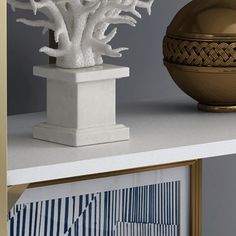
[33,123,130,147]
[198,103,236,113]
[33,64,130,147]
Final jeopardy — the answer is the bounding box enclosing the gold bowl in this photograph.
[165,62,236,112]
[163,0,236,112]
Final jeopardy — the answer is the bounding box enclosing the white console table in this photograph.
[2,0,236,233]
[4,99,236,236]
[7,101,236,186]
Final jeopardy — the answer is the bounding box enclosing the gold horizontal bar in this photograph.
[29,160,196,188]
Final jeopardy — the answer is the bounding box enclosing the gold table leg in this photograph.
[0,0,8,234]
[191,160,202,236]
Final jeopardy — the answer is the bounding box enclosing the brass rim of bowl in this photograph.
[164,61,236,73]
[167,33,236,42]
[198,104,236,113]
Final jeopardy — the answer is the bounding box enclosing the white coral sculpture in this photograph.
[8,0,154,68]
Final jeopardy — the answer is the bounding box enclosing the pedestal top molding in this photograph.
[33,64,130,83]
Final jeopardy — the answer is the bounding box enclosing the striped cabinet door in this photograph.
[8,181,180,236]
[114,222,178,236]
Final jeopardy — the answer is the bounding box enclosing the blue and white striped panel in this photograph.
[8,181,180,236]
[114,222,178,236]
[8,204,26,220]
[66,181,180,236]
[8,194,95,236]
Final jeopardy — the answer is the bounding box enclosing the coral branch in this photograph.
[57,0,100,12]
[101,27,117,43]
[91,39,128,57]
[7,0,32,11]
[112,47,129,56]
[7,0,52,19]
[83,1,101,13]
[31,0,70,45]
[105,16,137,27]
[137,0,154,15]
[8,0,154,68]
[16,18,55,31]
[39,46,66,57]
[108,0,141,18]
[56,4,73,38]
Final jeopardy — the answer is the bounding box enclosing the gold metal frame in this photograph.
[0,0,8,235]
[6,160,202,236]
[29,160,202,236]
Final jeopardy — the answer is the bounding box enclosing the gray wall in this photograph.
[8,7,47,115]
[203,155,236,236]
[8,0,236,235]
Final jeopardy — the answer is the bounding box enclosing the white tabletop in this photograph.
[8,99,236,186]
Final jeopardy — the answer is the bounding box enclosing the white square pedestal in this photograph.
[33,64,130,147]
